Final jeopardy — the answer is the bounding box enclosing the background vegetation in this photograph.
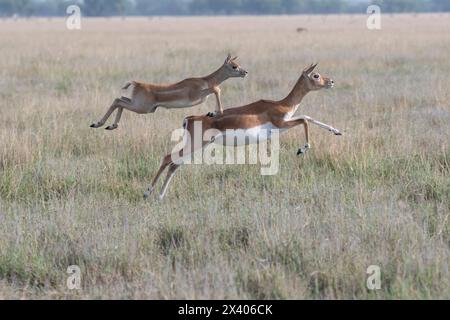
[1,0,450,16]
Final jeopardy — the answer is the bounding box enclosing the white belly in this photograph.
[163,96,208,109]
[213,123,285,146]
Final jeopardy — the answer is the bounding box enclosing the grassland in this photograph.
[0,14,449,299]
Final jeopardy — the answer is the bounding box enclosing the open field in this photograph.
[0,14,449,299]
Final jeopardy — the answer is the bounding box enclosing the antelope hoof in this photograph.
[105,124,118,130]
[332,129,342,136]
[90,122,103,128]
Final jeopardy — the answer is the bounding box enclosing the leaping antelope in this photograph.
[90,54,248,130]
[145,63,342,200]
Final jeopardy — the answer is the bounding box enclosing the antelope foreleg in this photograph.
[297,120,310,155]
[302,115,342,136]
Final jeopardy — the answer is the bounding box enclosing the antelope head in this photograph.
[223,54,248,78]
[302,63,334,91]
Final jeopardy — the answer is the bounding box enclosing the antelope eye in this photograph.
[313,74,320,79]
[232,66,238,69]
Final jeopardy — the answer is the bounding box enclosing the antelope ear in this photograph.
[225,53,232,63]
[231,56,238,61]
[304,63,318,75]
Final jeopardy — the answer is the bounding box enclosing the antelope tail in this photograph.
[122,82,133,90]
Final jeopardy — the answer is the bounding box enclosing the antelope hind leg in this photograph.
[158,164,180,201]
[91,97,129,129]
[105,107,123,130]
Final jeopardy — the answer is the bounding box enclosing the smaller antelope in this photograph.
[145,63,342,200]
[90,54,248,130]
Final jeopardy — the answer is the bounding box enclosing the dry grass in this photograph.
[0,14,449,299]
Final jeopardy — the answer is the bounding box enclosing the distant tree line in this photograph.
[1,0,450,17]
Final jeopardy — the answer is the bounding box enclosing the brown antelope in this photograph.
[90,54,248,130]
[144,63,342,200]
